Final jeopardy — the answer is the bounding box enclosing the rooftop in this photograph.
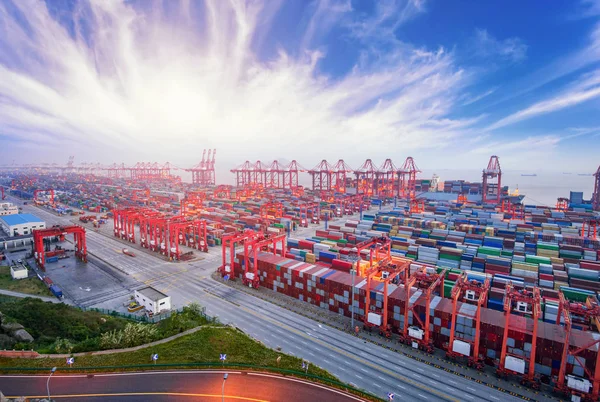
[0,213,44,226]
[137,286,169,301]
[0,214,44,226]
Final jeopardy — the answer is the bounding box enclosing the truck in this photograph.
[49,284,63,299]
[122,248,136,257]
[42,276,54,287]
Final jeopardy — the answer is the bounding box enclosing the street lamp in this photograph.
[222,373,228,402]
[47,366,57,401]
[348,247,360,331]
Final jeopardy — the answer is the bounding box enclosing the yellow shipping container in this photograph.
[305,253,316,264]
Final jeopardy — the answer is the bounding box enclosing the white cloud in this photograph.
[460,87,498,106]
[486,69,600,130]
[0,0,477,173]
[472,29,527,63]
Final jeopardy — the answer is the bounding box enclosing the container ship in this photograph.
[413,175,525,204]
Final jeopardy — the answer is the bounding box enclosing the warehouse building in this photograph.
[0,202,18,217]
[134,286,171,315]
[10,265,28,280]
[0,214,45,236]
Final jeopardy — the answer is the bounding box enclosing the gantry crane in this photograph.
[399,265,445,353]
[482,155,502,204]
[363,258,410,337]
[220,230,260,279]
[354,159,378,196]
[377,159,397,199]
[556,197,569,212]
[0,187,5,200]
[352,236,392,275]
[446,273,490,370]
[33,225,87,270]
[397,157,420,199]
[497,283,541,389]
[581,219,598,240]
[33,189,55,205]
[242,233,286,288]
[554,292,600,401]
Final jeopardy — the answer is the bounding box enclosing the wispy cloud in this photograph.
[460,87,498,106]
[0,0,477,168]
[486,69,600,130]
[471,29,527,63]
[347,0,427,44]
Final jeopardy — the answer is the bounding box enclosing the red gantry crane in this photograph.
[354,159,379,196]
[377,159,397,199]
[33,189,55,205]
[309,160,335,192]
[556,197,569,212]
[482,155,502,204]
[496,283,541,389]
[242,233,286,288]
[33,225,87,270]
[399,265,445,353]
[397,157,420,199]
[333,159,354,193]
[446,272,490,370]
[220,230,260,279]
[554,292,600,401]
[363,258,410,338]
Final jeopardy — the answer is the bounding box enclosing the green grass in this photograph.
[0,297,212,353]
[0,266,52,297]
[0,326,332,377]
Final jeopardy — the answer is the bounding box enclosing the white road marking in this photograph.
[398,385,406,390]
[377,376,386,381]
[418,394,428,399]
[448,380,457,385]
[416,367,424,372]
[490,396,499,401]
[360,368,368,373]
[467,387,476,392]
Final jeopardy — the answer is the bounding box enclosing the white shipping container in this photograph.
[408,326,424,340]
[367,312,382,326]
[505,356,526,374]
[452,340,471,357]
[245,272,255,280]
[567,375,591,393]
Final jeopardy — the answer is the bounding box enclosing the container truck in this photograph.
[49,284,63,299]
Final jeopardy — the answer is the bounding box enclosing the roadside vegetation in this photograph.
[0,266,52,297]
[0,297,210,353]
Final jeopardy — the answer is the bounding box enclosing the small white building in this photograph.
[134,286,171,314]
[0,202,18,217]
[10,265,28,280]
[0,214,45,236]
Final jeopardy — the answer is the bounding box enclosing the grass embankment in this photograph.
[0,326,332,379]
[0,297,209,353]
[0,266,52,297]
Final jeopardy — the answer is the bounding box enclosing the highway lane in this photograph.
[0,371,364,401]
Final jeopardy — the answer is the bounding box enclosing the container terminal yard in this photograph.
[0,155,600,402]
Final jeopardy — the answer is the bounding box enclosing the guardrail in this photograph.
[0,362,385,401]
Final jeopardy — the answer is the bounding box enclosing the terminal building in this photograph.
[134,286,171,315]
[0,214,45,236]
[0,202,18,217]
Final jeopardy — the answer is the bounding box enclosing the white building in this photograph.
[0,202,18,217]
[134,286,171,314]
[0,214,46,236]
[10,265,28,280]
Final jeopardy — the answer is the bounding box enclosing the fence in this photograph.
[80,305,212,324]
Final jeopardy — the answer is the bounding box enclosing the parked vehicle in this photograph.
[49,284,63,299]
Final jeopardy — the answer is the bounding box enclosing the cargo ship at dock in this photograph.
[414,174,525,204]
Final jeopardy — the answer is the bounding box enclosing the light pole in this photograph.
[47,366,57,401]
[348,247,360,331]
[222,373,228,402]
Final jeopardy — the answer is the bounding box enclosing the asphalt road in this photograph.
[6,198,522,401]
[0,371,364,401]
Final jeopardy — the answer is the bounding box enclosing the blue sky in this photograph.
[0,0,599,177]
